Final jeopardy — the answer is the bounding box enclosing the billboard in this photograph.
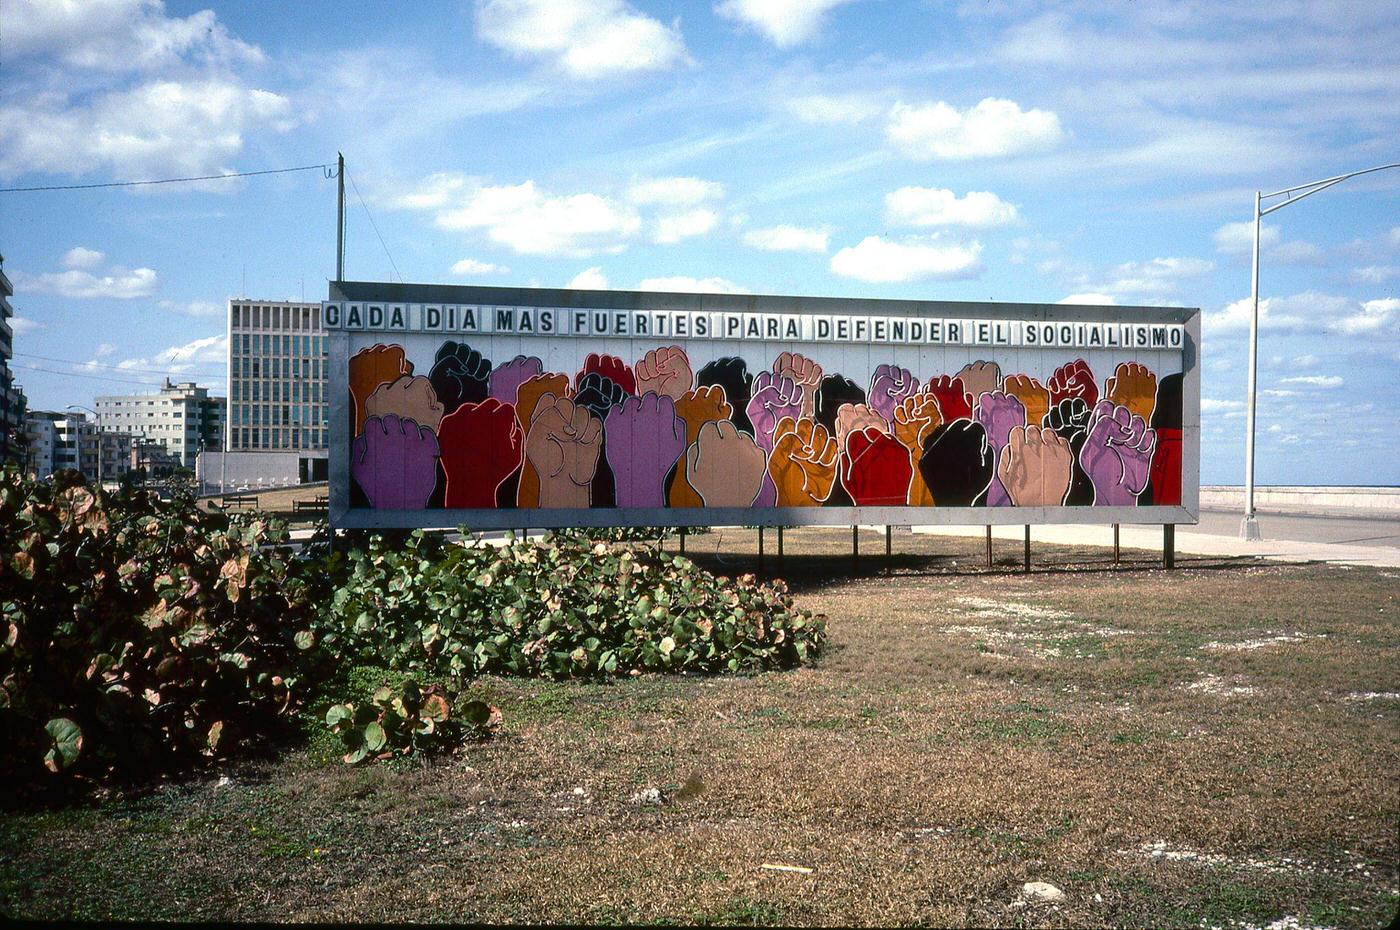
[325,282,1198,530]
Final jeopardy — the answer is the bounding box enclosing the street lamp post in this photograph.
[1240,161,1400,541]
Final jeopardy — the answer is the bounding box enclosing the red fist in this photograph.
[1147,427,1182,505]
[1047,359,1099,409]
[437,398,523,508]
[924,375,973,422]
[840,427,914,506]
[576,353,636,396]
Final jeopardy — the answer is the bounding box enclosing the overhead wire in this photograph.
[0,163,336,193]
[15,351,226,378]
[9,361,223,389]
[344,166,402,283]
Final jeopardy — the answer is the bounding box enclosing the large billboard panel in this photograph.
[325,282,1199,530]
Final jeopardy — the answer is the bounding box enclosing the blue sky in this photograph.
[2,0,1397,485]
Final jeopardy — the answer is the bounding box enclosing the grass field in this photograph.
[2,528,1396,927]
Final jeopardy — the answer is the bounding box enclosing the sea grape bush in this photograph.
[325,678,500,764]
[0,467,328,786]
[323,530,824,681]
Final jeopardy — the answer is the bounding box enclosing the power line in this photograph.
[0,163,335,194]
[10,361,224,389]
[345,166,402,283]
[14,351,225,378]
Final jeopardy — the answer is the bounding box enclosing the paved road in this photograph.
[1194,508,1400,549]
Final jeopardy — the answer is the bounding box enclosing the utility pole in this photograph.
[336,152,345,282]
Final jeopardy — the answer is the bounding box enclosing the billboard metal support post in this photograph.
[985,525,993,569]
[885,524,892,574]
[1113,524,1121,564]
[777,525,784,564]
[1023,525,1031,573]
[758,526,765,571]
[1164,524,1175,569]
[851,525,859,568]
[679,525,686,554]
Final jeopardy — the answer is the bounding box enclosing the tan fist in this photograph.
[768,416,839,506]
[524,394,602,509]
[365,376,444,432]
[773,351,823,418]
[892,392,942,506]
[634,346,694,400]
[955,359,1001,400]
[669,386,733,507]
[686,419,766,507]
[997,425,1073,507]
[349,344,413,436]
[835,402,891,452]
[514,372,571,508]
[1106,362,1157,423]
[1002,374,1050,430]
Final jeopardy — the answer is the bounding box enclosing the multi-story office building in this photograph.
[94,379,224,469]
[24,411,133,485]
[223,299,328,483]
[1,253,29,464]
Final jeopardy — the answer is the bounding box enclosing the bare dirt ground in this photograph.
[2,528,1396,927]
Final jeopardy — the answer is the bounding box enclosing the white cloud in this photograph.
[1291,355,1319,368]
[94,343,117,358]
[742,225,831,253]
[635,276,748,294]
[61,247,105,269]
[1277,375,1343,388]
[829,235,983,283]
[1103,257,1214,297]
[885,187,1019,228]
[10,316,43,335]
[787,93,882,125]
[652,208,719,245]
[1212,221,1322,264]
[1390,227,1400,249]
[885,98,1064,161]
[715,0,854,47]
[119,334,229,375]
[1352,265,1399,284]
[475,0,687,80]
[569,267,610,289]
[21,266,157,299]
[158,299,222,317]
[627,176,724,206]
[1335,297,1400,335]
[432,180,642,257]
[450,258,507,276]
[1206,291,1395,336]
[1057,293,1118,305]
[392,173,474,211]
[1201,398,1246,416]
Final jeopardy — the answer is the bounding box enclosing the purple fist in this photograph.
[1079,400,1157,506]
[745,371,803,454]
[488,355,543,405]
[868,364,918,423]
[604,392,687,508]
[975,391,1026,506]
[351,414,440,510]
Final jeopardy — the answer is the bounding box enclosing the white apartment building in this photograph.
[24,411,133,484]
[94,379,225,469]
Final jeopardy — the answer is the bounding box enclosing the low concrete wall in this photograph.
[1201,486,1400,515]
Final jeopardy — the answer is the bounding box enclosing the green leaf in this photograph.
[43,718,83,773]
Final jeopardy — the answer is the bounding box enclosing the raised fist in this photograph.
[841,427,913,506]
[350,344,413,436]
[997,425,1073,507]
[438,399,523,508]
[815,374,867,434]
[774,351,823,418]
[577,353,636,396]
[923,375,973,422]
[918,420,993,506]
[769,416,838,506]
[634,346,694,400]
[834,403,891,452]
[524,394,603,509]
[955,360,1002,399]
[1002,374,1051,430]
[513,372,570,510]
[574,371,630,419]
[488,355,544,406]
[668,386,733,507]
[974,391,1027,506]
[429,341,491,415]
[746,371,804,453]
[1143,372,1183,506]
[686,420,767,508]
[868,364,919,423]
[892,392,943,506]
[1042,397,1095,506]
[605,393,687,509]
[365,375,444,433]
[1047,358,1098,409]
[1106,362,1157,423]
[697,357,754,434]
[351,414,439,510]
[1079,401,1156,506]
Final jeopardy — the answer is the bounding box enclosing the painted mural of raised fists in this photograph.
[974,391,1028,505]
[773,351,823,418]
[840,427,913,506]
[815,374,867,434]
[1002,374,1051,430]
[1079,400,1156,506]
[351,413,439,510]
[955,360,1001,400]
[604,393,687,508]
[686,420,766,507]
[365,375,444,432]
[578,353,637,396]
[1144,372,1184,505]
[892,392,943,505]
[488,355,544,406]
[834,403,891,451]
[769,416,838,506]
[1042,397,1095,506]
[923,375,973,422]
[429,341,491,415]
[634,346,694,400]
[514,373,571,435]
[696,357,754,434]
[437,399,523,508]
[668,385,733,507]
[574,371,630,419]
[524,394,602,509]
[1106,362,1157,423]
[349,344,413,435]
[1047,358,1098,409]
[868,364,919,423]
[918,420,994,506]
[746,371,804,452]
[997,425,1073,507]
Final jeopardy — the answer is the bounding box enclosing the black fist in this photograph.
[1042,397,1094,506]
[697,357,754,435]
[429,341,491,415]
[816,374,866,435]
[919,420,993,506]
[574,371,630,419]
